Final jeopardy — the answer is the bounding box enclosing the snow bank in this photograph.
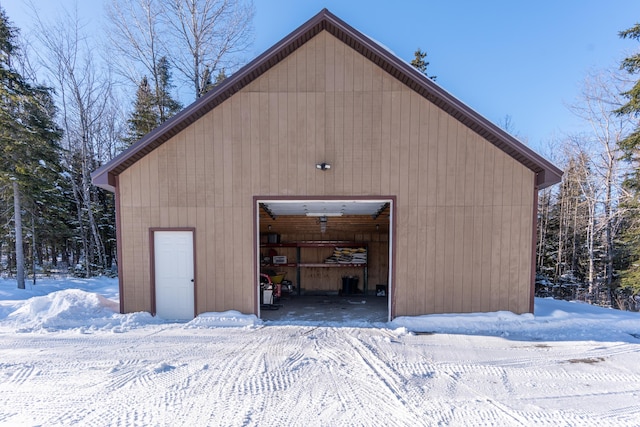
[7,289,119,332]
[0,283,260,333]
[2,277,640,342]
[2,289,163,333]
[392,310,532,336]
[185,310,261,328]
[392,297,640,342]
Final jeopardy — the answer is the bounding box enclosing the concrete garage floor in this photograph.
[260,294,390,324]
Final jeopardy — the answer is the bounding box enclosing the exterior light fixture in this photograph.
[316,162,331,170]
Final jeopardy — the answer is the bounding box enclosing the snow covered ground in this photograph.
[1,277,640,426]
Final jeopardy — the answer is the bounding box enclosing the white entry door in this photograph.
[154,230,195,320]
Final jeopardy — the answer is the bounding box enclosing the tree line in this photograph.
[536,24,640,310]
[0,0,253,288]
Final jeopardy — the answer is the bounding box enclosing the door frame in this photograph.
[149,227,197,317]
[253,196,396,321]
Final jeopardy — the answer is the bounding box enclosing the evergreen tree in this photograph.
[124,76,158,145]
[124,58,181,146]
[155,56,181,123]
[200,66,227,95]
[617,24,640,117]
[618,197,640,293]
[0,7,64,288]
[214,69,227,85]
[411,48,436,81]
[615,23,640,296]
[616,24,640,190]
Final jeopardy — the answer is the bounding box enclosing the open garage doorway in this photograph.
[255,197,394,323]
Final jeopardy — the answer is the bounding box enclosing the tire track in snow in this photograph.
[259,327,374,426]
[2,327,639,426]
[231,329,335,427]
[158,337,265,426]
[421,356,640,427]
[341,330,435,424]
[43,334,231,426]
[380,333,638,426]
[2,363,39,387]
[494,342,640,369]
[189,330,286,425]
[235,327,416,426]
[385,360,438,410]
[316,329,513,425]
[438,364,531,426]
[103,359,155,390]
[599,404,640,424]
[322,330,384,424]
[78,333,257,426]
[296,328,410,426]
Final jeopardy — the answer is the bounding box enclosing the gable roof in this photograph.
[92,8,562,192]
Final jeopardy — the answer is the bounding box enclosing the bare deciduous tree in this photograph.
[106,0,167,110]
[569,69,633,297]
[163,0,254,99]
[31,6,117,276]
[107,0,251,108]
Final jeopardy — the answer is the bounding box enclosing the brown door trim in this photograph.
[253,195,396,320]
[530,185,539,314]
[114,175,124,314]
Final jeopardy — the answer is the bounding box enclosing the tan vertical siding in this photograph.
[118,30,536,317]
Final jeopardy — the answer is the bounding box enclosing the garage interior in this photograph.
[257,199,392,322]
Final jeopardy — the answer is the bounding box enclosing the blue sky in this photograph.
[4,0,640,155]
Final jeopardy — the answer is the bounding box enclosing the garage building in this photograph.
[92,9,562,321]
